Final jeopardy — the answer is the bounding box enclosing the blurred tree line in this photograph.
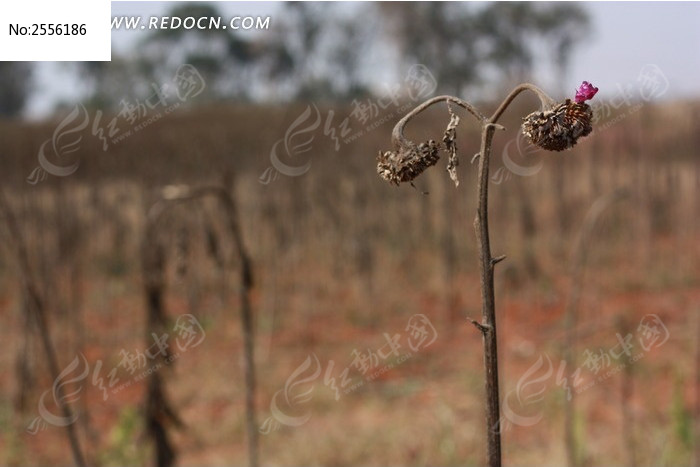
[0,2,590,117]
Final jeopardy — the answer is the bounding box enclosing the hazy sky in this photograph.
[26,1,700,118]
[569,2,700,100]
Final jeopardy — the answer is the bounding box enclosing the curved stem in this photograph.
[392,95,486,150]
[489,83,556,124]
[474,123,504,467]
[473,83,554,467]
[473,84,553,467]
[382,83,558,467]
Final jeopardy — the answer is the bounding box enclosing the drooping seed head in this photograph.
[376,140,441,185]
[521,99,593,151]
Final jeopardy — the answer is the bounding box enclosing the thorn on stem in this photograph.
[491,255,507,266]
[487,123,507,131]
[471,153,480,164]
[468,318,491,335]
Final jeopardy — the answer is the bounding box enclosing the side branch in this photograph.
[391,95,486,150]
[489,83,556,124]
[468,318,491,335]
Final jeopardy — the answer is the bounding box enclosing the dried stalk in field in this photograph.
[142,183,257,467]
[0,190,87,467]
[618,316,637,467]
[377,81,598,466]
[141,222,179,467]
[563,189,627,467]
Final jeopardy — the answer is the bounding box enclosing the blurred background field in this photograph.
[0,2,698,466]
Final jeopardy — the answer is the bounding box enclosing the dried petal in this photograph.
[443,106,460,186]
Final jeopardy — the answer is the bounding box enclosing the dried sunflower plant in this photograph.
[377,81,598,466]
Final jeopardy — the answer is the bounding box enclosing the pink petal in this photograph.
[575,81,599,103]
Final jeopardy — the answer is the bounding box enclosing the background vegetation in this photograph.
[0,2,697,466]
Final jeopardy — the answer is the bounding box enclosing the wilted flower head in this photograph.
[378,103,466,186]
[377,140,441,185]
[575,81,598,103]
[521,100,593,151]
[520,80,597,151]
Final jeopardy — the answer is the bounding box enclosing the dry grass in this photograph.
[0,98,698,466]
